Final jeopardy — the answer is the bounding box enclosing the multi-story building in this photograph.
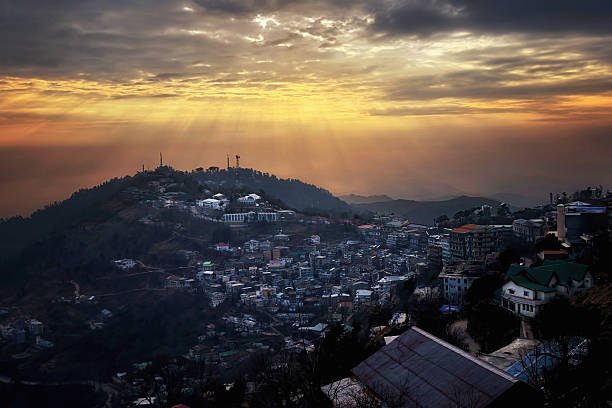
[426,244,443,274]
[450,224,511,261]
[439,262,483,305]
[556,202,608,243]
[512,218,547,243]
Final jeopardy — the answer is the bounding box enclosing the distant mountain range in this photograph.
[488,192,545,208]
[351,195,506,225]
[339,194,394,204]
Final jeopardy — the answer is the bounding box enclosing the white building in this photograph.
[501,261,593,317]
[196,198,224,210]
[237,193,262,205]
[355,289,373,304]
[439,262,483,305]
[223,212,254,223]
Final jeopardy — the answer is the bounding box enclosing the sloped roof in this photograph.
[352,327,534,407]
[510,274,556,293]
[505,261,589,290]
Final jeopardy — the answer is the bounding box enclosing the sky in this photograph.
[1,0,612,217]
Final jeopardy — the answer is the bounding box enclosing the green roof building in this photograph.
[500,261,593,317]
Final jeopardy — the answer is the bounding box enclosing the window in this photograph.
[508,289,515,295]
[524,291,530,297]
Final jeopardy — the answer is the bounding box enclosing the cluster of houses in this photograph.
[0,317,54,352]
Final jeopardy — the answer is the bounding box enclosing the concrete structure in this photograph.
[223,212,279,223]
[439,262,483,305]
[450,224,511,261]
[556,202,607,243]
[513,218,547,243]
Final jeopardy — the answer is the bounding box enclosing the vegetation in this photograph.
[192,168,353,217]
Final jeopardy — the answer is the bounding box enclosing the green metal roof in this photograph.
[505,261,589,292]
[510,275,556,293]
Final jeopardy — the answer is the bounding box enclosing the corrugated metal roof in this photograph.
[352,327,519,408]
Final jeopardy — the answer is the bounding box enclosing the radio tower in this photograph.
[159,152,163,167]
[235,155,240,168]
[226,154,230,169]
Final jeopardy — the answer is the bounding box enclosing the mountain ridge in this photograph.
[352,195,506,225]
[339,194,394,204]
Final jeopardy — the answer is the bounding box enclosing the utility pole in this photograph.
[159,152,163,167]
[226,154,230,170]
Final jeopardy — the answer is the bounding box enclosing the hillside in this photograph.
[192,167,353,216]
[353,195,505,225]
[339,194,394,204]
[0,166,360,382]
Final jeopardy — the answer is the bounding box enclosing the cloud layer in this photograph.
[0,0,611,215]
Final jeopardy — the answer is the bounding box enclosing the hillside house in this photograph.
[325,327,542,407]
[501,261,593,317]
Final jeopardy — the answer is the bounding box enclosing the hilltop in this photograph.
[0,166,354,263]
[0,166,361,384]
[191,167,353,216]
[339,194,394,205]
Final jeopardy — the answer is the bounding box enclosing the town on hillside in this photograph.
[0,168,610,408]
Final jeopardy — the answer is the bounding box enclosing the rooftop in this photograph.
[352,327,539,407]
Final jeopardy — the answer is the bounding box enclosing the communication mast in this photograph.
[159,152,163,167]
[227,154,230,169]
[235,155,241,168]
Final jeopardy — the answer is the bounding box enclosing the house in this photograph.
[354,289,373,304]
[164,275,193,289]
[196,198,224,210]
[500,261,593,317]
[28,319,44,336]
[237,193,262,205]
[439,261,484,305]
[244,239,260,252]
[215,242,231,252]
[341,326,542,407]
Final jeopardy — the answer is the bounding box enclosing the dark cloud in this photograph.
[0,0,230,79]
[386,73,612,101]
[371,0,612,36]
